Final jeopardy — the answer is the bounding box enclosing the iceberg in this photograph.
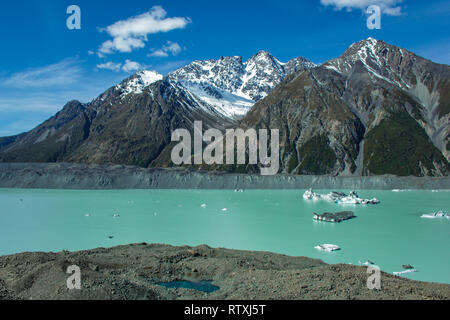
[314,244,341,252]
[313,211,355,223]
[402,264,414,270]
[303,189,380,205]
[359,260,375,266]
[421,210,449,219]
[393,269,418,276]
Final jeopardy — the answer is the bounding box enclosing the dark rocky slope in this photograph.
[1,244,449,300]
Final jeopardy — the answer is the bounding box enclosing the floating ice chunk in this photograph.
[313,211,355,223]
[393,269,418,276]
[421,210,449,219]
[402,264,414,270]
[304,189,380,205]
[359,260,375,266]
[315,244,341,252]
[303,188,327,201]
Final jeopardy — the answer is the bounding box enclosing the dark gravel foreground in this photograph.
[0,163,449,190]
[0,244,449,300]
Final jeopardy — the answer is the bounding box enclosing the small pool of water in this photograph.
[157,281,220,293]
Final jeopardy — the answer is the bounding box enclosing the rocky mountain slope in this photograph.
[0,39,448,176]
[240,38,450,176]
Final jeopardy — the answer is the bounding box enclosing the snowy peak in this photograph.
[169,51,315,100]
[116,70,163,96]
[284,56,317,74]
[323,38,417,89]
[169,56,244,94]
[167,51,316,118]
[325,38,382,72]
[247,50,280,65]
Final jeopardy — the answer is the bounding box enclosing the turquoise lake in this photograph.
[0,189,449,284]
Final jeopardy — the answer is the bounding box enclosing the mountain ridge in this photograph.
[0,39,448,177]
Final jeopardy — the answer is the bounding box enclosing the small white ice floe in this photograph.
[201,204,207,208]
[359,260,375,266]
[393,269,418,276]
[315,244,341,252]
[421,210,449,219]
[303,189,321,200]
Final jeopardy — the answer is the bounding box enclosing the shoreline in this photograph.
[1,243,449,300]
[1,163,449,190]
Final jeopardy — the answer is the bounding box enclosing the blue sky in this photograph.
[0,0,449,136]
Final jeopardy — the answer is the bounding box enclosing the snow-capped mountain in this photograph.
[324,38,412,89]
[110,52,315,119]
[116,70,164,97]
[241,38,450,176]
[167,51,316,117]
[0,39,448,177]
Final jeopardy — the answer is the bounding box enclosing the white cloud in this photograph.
[96,60,146,73]
[320,0,403,16]
[97,6,191,56]
[149,49,169,57]
[96,61,122,72]
[149,41,183,57]
[122,60,143,72]
[163,41,182,55]
[1,58,82,88]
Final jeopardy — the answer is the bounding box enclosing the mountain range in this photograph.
[0,38,448,177]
